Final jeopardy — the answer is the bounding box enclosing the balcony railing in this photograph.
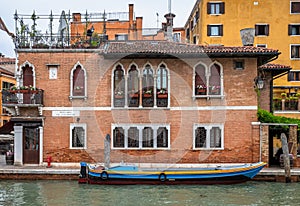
[273,98,299,111]
[2,89,44,105]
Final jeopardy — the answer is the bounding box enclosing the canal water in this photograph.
[0,180,300,205]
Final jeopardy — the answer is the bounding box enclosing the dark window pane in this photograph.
[128,127,139,148]
[142,127,153,148]
[195,127,206,148]
[210,127,221,148]
[72,127,85,147]
[73,65,85,96]
[113,127,125,148]
[291,2,300,13]
[157,127,168,148]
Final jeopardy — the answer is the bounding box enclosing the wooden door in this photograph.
[23,127,39,164]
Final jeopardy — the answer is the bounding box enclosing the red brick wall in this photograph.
[18,51,260,164]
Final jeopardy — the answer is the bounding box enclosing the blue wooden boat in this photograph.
[78,162,266,185]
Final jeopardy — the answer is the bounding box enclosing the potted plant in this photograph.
[157,88,168,98]
[115,90,124,99]
[129,90,139,98]
[210,85,221,95]
[143,89,152,98]
[281,92,287,99]
[196,85,206,94]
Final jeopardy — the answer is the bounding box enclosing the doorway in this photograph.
[23,127,39,164]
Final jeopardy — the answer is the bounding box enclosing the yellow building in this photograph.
[0,66,15,127]
[185,0,300,98]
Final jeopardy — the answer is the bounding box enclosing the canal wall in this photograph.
[1,155,300,182]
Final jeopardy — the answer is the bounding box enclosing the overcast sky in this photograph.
[0,0,196,58]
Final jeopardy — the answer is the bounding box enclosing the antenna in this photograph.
[156,13,159,28]
[168,0,172,13]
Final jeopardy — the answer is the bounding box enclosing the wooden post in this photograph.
[104,134,111,168]
[280,133,291,183]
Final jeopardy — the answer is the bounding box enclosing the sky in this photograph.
[0,0,196,58]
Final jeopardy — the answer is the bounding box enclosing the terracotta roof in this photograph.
[0,66,14,76]
[258,63,291,70]
[258,63,291,76]
[0,57,15,64]
[102,41,279,54]
[101,41,280,60]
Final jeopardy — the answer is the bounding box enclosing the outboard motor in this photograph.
[79,162,88,183]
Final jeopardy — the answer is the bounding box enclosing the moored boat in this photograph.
[78,162,266,185]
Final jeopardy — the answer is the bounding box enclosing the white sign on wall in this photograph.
[52,110,80,117]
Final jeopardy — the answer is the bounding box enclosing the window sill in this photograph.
[112,107,170,110]
[112,148,170,150]
[70,147,87,150]
[193,148,224,150]
[193,95,225,99]
[69,96,87,100]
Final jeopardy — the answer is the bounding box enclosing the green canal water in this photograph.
[0,180,300,206]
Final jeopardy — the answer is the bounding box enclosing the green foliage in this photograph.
[257,109,300,142]
[258,109,300,125]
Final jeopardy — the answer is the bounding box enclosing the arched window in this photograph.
[157,64,168,91]
[71,63,86,98]
[113,64,125,107]
[195,64,207,95]
[127,64,139,107]
[157,64,168,107]
[142,64,154,107]
[209,64,221,95]
[73,66,84,96]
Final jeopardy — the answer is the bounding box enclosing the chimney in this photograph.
[129,4,134,27]
[164,13,176,41]
[240,28,255,46]
[72,13,81,22]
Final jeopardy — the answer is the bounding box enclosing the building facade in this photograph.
[184,0,300,102]
[5,41,284,166]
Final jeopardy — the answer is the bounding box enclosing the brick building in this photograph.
[70,4,185,43]
[4,40,287,166]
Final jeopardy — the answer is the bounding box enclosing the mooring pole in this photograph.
[280,133,291,183]
[104,134,111,168]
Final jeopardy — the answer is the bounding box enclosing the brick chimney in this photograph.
[129,4,134,27]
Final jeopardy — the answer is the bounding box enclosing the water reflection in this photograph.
[0,180,300,205]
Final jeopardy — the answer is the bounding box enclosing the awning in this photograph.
[0,121,14,134]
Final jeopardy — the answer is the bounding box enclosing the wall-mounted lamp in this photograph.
[254,76,264,90]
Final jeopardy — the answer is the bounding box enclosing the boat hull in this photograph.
[78,162,266,185]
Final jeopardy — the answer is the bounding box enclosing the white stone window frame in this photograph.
[193,123,224,150]
[290,1,300,14]
[70,123,87,149]
[173,32,181,42]
[208,24,223,37]
[256,44,267,48]
[255,23,269,36]
[193,61,224,99]
[208,1,224,15]
[111,123,171,150]
[69,61,87,100]
[289,23,300,36]
[290,44,300,60]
